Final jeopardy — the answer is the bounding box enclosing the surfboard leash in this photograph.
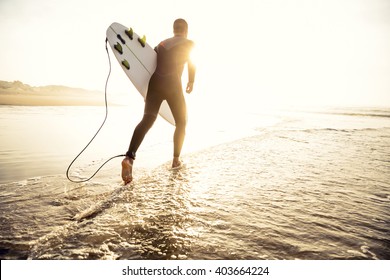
[65,39,125,183]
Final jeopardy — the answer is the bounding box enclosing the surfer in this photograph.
[121,18,196,184]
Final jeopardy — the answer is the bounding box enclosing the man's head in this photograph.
[173,18,188,37]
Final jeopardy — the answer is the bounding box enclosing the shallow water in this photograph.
[0,106,389,259]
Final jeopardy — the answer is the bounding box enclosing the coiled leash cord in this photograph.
[66,39,125,183]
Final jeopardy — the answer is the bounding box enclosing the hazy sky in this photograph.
[0,0,389,109]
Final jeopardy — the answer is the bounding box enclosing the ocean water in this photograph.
[0,105,389,260]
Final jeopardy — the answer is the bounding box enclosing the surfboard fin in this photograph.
[121,59,130,70]
[114,42,123,54]
[125,28,134,40]
[138,35,146,47]
[116,34,125,44]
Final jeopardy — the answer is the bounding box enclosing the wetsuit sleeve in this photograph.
[188,42,196,83]
[188,61,196,83]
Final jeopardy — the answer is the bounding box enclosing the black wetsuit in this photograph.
[126,36,195,160]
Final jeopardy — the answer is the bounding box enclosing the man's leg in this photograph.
[121,114,157,184]
[167,93,187,168]
[127,114,157,156]
[122,88,162,183]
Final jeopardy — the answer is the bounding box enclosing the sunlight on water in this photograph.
[0,106,389,259]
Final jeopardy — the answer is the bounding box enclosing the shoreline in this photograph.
[0,93,123,106]
[0,80,110,106]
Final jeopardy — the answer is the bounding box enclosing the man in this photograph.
[121,18,196,184]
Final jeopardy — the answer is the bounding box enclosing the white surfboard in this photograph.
[106,22,175,125]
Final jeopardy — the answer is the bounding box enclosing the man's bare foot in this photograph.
[121,157,133,184]
[172,157,182,169]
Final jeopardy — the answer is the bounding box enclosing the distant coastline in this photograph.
[0,80,106,106]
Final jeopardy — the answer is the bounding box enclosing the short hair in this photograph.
[173,18,188,34]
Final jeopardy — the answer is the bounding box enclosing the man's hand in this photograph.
[186,82,194,93]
